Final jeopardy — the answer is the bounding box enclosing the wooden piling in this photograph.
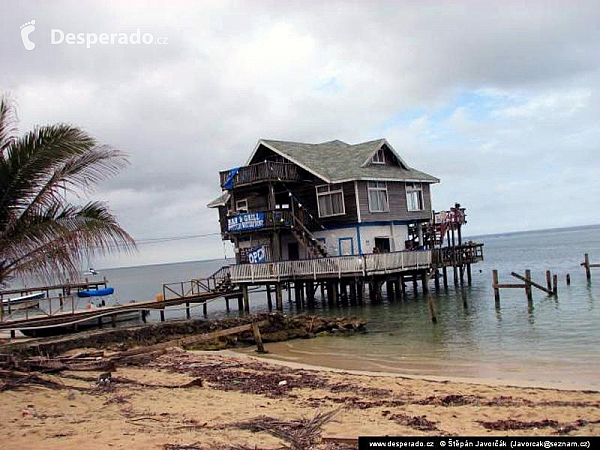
[242,285,250,313]
[492,270,500,304]
[252,321,267,354]
[349,281,357,304]
[434,269,440,291]
[552,274,558,295]
[320,282,325,301]
[386,280,394,300]
[266,284,273,311]
[426,292,438,324]
[466,264,472,286]
[275,283,283,311]
[442,267,448,290]
[160,309,165,322]
[566,274,571,285]
[186,302,191,319]
[357,280,364,305]
[412,275,418,294]
[237,295,244,311]
[546,270,552,291]
[453,265,459,286]
[525,270,533,301]
[225,296,230,312]
[584,253,591,280]
[421,271,429,293]
[203,302,208,317]
[332,282,339,304]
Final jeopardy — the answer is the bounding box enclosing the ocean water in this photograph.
[9,225,600,388]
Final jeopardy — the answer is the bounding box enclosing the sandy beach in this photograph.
[2,346,599,450]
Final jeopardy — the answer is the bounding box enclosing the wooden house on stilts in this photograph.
[208,138,483,312]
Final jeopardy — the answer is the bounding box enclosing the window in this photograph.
[406,183,424,211]
[235,199,248,213]
[316,184,345,217]
[371,148,386,164]
[368,181,389,212]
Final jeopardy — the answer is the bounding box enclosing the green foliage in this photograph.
[0,95,136,285]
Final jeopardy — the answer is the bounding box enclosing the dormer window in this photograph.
[371,148,386,164]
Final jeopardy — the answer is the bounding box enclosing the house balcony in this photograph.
[221,210,294,235]
[220,161,303,189]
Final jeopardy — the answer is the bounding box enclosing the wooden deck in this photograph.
[229,244,483,283]
[219,161,302,188]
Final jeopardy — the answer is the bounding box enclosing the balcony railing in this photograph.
[223,210,293,234]
[220,161,302,189]
[229,249,433,283]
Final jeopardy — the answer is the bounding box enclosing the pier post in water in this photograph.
[466,264,472,286]
[252,321,267,354]
[553,274,558,295]
[203,302,208,317]
[525,270,533,301]
[546,270,552,291]
[584,253,591,280]
[266,284,273,311]
[442,266,448,290]
[186,302,191,319]
[275,283,283,311]
[566,274,571,285]
[242,285,250,313]
[492,270,500,305]
[421,271,430,293]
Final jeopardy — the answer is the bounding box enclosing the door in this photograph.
[374,237,390,253]
[288,242,299,260]
[338,237,354,256]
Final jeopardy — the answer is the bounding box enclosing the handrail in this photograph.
[229,249,433,283]
[219,161,302,188]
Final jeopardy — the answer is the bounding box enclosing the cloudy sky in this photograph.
[1,0,599,268]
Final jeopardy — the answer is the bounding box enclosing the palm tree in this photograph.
[0,95,136,286]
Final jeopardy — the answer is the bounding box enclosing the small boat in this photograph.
[20,309,148,337]
[83,268,99,276]
[2,291,45,305]
[77,287,114,298]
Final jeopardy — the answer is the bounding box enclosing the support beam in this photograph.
[275,283,283,311]
[242,285,250,313]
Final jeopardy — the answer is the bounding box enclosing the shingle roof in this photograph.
[255,138,439,183]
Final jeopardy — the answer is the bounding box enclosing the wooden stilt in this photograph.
[160,309,165,322]
[332,282,339,304]
[552,274,558,295]
[203,302,208,317]
[546,270,552,291]
[266,284,273,311]
[584,253,591,280]
[453,266,459,286]
[276,283,283,311]
[320,282,325,301]
[386,280,394,300]
[466,264,472,286]
[412,275,418,294]
[349,281,357,304]
[525,270,533,301]
[421,271,429,293]
[434,269,440,291]
[566,274,571,285]
[242,285,250,313]
[252,321,267,354]
[442,266,448,290]
[225,297,230,312]
[426,292,437,324]
[237,295,244,311]
[357,280,364,305]
[186,302,191,319]
[492,270,500,304]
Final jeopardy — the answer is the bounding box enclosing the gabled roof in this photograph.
[247,138,439,184]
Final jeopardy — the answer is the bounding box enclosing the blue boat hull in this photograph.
[77,287,114,298]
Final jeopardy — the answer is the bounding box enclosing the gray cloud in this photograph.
[1,0,599,266]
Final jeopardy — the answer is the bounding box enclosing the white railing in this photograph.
[229,250,432,283]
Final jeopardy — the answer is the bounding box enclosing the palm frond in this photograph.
[0,96,18,155]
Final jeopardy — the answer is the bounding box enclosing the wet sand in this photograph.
[236,338,600,392]
[2,348,600,449]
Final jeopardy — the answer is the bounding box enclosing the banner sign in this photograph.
[248,246,267,264]
[228,212,265,232]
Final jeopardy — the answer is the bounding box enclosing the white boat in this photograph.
[1,292,45,305]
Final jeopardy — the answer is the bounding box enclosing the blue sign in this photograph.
[228,212,265,232]
[248,246,267,264]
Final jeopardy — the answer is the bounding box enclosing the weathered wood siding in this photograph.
[292,181,358,229]
[357,181,431,222]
